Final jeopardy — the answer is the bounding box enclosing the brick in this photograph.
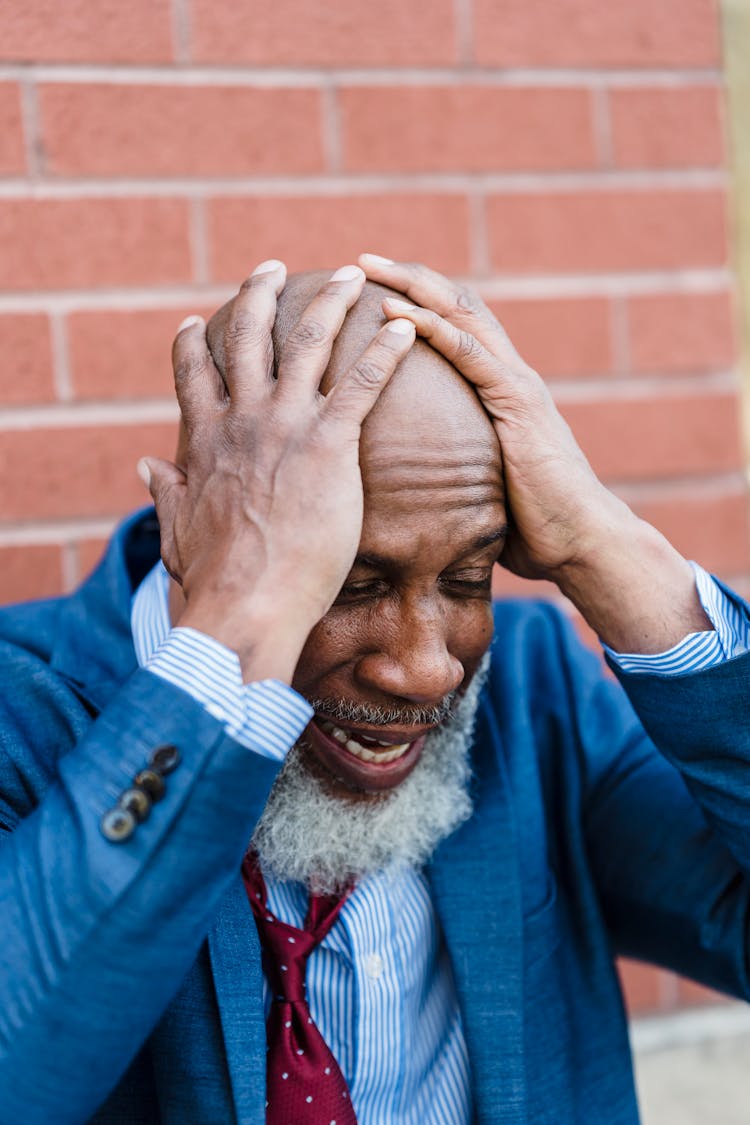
[68,307,215,401]
[0,83,25,175]
[474,0,721,68]
[624,489,750,577]
[487,296,612,378]
[486,190,727,274]
[0,315,55,403]
[191,0,456,65]
[558,391,742,482]
[0,199,191,291]
[611,86,724,169]
[0,0,173,63]
[628,291,735,374]
[0,423,176,521]
[0,544,64,604]
[617,959,669,1015]
[207,194,471,281]
[339,86,596,173]
[39,85,325,178]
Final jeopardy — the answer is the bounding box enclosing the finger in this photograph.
[358,254,490,322]
[358,254,463,315]
[138,457,187,583]
[171,316,224,430]
[376,304,543,413]
[322,318,416,428]
[359,253,519,360]
[275,264,366,397]
[222,259,287,406]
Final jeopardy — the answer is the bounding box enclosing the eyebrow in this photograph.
[353,525,510,571]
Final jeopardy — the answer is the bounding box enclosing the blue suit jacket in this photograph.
[1,508,749,1124]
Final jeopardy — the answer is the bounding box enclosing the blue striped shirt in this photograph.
[132,560,748,1122]
[602,562,749,673]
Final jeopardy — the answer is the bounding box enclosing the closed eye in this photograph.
[334,578,390,604]
[439,569,493,595]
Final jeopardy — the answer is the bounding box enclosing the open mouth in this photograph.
[316,719,412,764]
[305,713,435,792]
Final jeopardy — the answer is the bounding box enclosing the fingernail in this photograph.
[252,259,283,275]
[331,264,364,282]
[177,314,203,333]
[137,458,151,488]
[361,253,394,266]
[386,318,415,335]
[386,299,416,312]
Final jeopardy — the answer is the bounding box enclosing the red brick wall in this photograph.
[0,0,745,1015]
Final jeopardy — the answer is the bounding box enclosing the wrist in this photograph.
[554,499,711,653]
[177,590,315,685]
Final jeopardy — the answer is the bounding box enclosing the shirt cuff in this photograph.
[145,627,313,761]
[604,562,750,675]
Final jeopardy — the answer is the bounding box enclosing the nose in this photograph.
[354,602,464,707]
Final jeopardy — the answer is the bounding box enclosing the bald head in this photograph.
[203,270,500,474]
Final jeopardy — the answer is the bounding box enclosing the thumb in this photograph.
[137,457,186,565]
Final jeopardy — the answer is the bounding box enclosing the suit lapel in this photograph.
[428,698,526,1124]
[208,874,269,1125]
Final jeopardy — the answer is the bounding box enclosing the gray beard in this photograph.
[251,653,489,894]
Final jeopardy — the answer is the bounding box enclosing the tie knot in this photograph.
[241,854,353,1003]
[258,917,316,1000]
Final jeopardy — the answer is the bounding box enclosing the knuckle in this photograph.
[224,310,265,354]
[173,349,207,385]
[453,330,483,363]
[451,285,481,316]
[283,317,329,359]
[352,358,387,388]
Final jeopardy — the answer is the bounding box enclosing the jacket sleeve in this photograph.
[0,660,290,1124]
[546,590,750,999]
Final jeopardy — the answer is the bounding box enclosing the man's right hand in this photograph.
[139,259,416,684]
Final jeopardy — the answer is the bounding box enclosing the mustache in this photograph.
[307,694,458,728]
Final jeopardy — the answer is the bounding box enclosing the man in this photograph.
[0,255,748,1124]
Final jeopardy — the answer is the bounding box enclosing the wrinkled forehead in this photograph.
[205,271,503,498]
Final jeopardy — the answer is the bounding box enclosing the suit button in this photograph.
[133,768,166,802]
[149,744,181,775]
[119,786,152,823]
[100,806,136,842]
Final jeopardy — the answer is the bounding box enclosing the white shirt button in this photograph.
[363,952,384,980]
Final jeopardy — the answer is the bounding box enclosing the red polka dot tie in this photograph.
[242,853,358,1124]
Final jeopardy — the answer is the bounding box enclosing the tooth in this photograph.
[332,727,349,744]
[376,738,392,746]
[318,719,334,733]
[346,739,376,761]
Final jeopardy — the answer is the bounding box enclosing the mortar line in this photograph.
[1,64,724,87]
[49,311,74,402]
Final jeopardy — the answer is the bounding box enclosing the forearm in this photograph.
[0,671,283,1124]
[555,493,711,654]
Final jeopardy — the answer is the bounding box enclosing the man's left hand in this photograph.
[359,254,711,655]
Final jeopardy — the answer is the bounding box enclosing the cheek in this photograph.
[452,600,495,673]
[291,612,356,697]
